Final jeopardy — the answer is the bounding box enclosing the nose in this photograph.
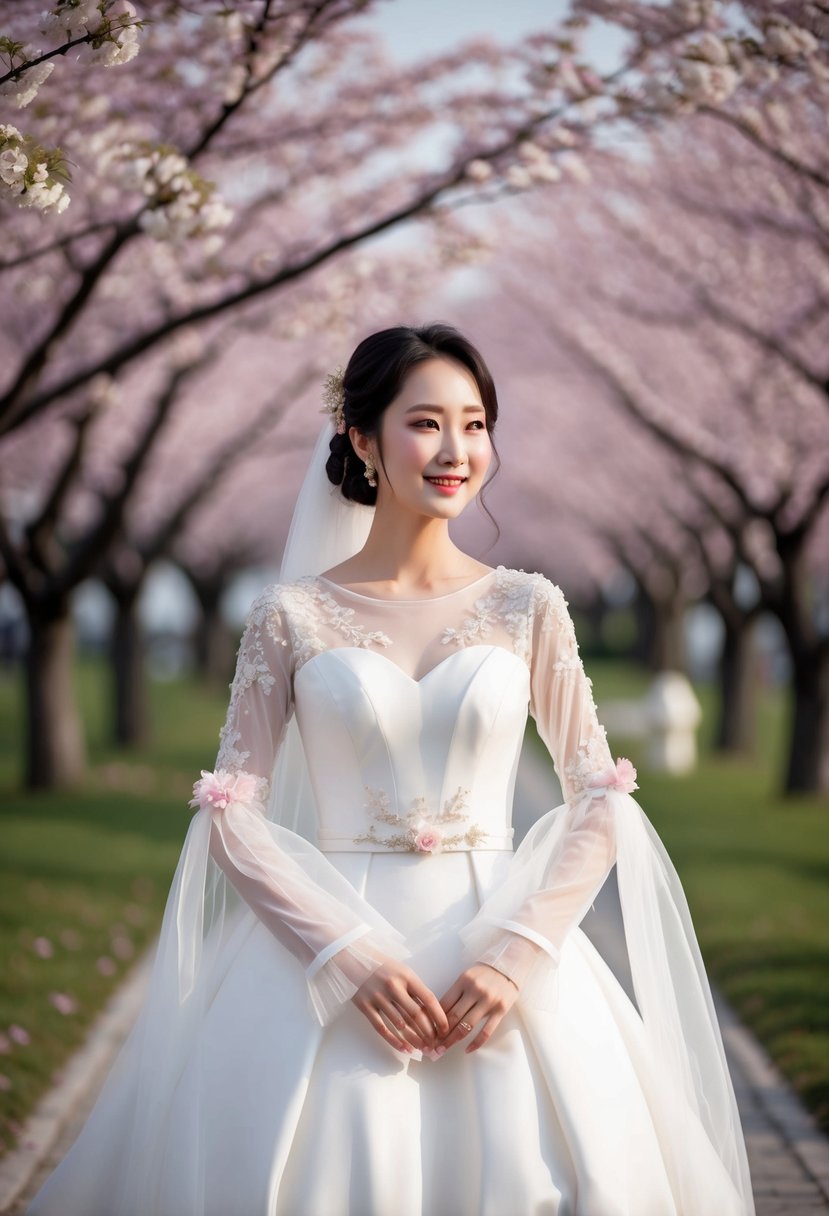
[440,428,468,467]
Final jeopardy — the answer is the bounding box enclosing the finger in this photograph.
[437,990,475,1040]
[376,997,428,1051]
[408,977,451,1038]
[464,1006,505,1054]
[359,1004,414,1054]
[439,999,480,1051]
[437,977,465,1015]
[391,989,440,1044]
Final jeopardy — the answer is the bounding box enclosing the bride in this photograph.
[27,322,755,1215]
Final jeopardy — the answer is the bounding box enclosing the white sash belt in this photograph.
[316,828,515,853]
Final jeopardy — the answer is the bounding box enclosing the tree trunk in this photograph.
[25,605,86,789]
[189,575,233,686]
[784,651,829,795]
[111,590,150,747]
[714,616,758,754]
[651,596,686,672]
[629,586,657,667]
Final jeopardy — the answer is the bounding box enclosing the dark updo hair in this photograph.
[325,322,501,540]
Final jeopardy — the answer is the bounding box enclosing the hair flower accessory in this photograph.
[587,756,639,795]
[321,365,346,434]
[189,768,260,813]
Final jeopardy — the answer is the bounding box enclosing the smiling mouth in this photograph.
[424,476,467,486]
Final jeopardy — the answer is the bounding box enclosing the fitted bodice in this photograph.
[293,641,531,852]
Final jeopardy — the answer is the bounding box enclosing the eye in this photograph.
[412,419,486,430]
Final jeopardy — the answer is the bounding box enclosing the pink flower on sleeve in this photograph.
[587,756,639,795]
[612,757,639,792]
[189,769,260,813]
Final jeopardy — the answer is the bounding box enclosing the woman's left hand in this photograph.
[436,963,519,1054]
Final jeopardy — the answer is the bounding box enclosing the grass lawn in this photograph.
[0,651,827,1160]
[0,657,226,1158]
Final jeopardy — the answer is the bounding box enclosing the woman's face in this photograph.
[354,356,493,518]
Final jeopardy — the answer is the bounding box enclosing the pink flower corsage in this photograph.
[411,823,443,854]
[189,768,260,813]
[587,756,639,795]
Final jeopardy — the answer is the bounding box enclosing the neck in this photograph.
[348,511,468,585]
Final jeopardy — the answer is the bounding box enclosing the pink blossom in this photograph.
[189,768,260,812]
[0,1074,11,1092]
[587,756,639,794]
[33,936,54,958]
[111,933,134,960]
[48,992,78,1016]
[96,956,117,976]
[413,824,443,854]
[8,1024,30,1046]
[612,757,639,792]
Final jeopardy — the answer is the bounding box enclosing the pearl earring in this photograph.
[364,451,377,487]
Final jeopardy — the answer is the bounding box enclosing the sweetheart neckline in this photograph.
[294,642,529,689]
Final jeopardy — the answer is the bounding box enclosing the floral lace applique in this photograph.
[530,578,583,672]
[440,566,537,664]
[564,728,614,796]
[353,785,486,853]
[527,576,623,797]
[215,585,289,801]
[279,577,394,671]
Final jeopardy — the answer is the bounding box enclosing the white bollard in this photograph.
[644,671,702,774]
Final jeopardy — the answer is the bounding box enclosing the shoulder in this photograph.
[242,576,333,654]
[495,569,582,672]
[493,567,568,617]
[245,581,287,623]
[242,580,311,645]
[245,576,320,619]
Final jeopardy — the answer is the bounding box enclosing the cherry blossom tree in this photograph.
[1,0,827,789]
[458,99,829,793]
[99,361,320,745]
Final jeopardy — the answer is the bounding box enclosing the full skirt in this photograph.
[27,847,743,1216]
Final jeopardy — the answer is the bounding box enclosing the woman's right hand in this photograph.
[351,959,450,1053]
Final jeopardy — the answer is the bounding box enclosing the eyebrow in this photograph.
[404,403,485,413]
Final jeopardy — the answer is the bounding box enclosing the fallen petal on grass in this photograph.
[48,992,78,1016]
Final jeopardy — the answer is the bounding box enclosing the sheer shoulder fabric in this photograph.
[278,564,528,683]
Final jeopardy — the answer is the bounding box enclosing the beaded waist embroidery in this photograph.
[316,785,514,854]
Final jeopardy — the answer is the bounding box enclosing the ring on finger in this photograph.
[458,1019,473,1034]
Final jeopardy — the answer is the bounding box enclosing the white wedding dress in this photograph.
[27,565,754,1216]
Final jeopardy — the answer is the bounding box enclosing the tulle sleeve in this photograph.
[192,586,411,1026]
[458,577,630,1003]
